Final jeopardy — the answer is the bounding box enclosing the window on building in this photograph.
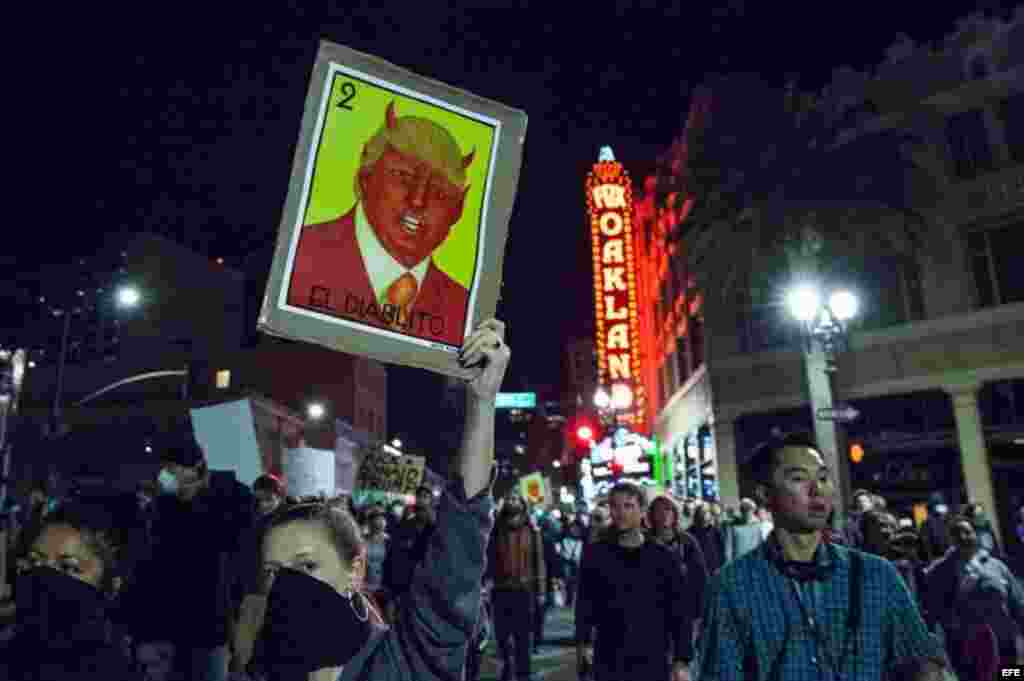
[967,223,1024,308]
[945,108,994,179]
[999,92,1024,163]
[215,369,231,389]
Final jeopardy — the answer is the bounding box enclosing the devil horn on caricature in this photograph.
[461,147,476,171]
[386,101,398,130]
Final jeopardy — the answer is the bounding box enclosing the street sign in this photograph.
[496,392,536,409]
[816,405,860,423]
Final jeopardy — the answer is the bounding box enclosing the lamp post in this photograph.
[785,284,860,528]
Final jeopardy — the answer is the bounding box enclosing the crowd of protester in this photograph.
[2,334,1024,680]
[0,318,510,681]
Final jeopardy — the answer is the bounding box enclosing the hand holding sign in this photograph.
[459,318,510,404]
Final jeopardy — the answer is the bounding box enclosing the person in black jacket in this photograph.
[687,503,725,575]
[577,482,692,681]
[1,500,140,680]
[128,431,254,681]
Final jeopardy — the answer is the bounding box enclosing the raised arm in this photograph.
[381,320,508,680]
[456,319,509,499]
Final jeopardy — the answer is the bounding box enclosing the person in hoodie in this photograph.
[245,319,508,681]
[1,500,140,680]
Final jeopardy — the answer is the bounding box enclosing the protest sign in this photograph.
[190,399,262,486]
[519,472,547,506]
[284,446,336,497]
[357,448,425,495]
[259,40,527,378]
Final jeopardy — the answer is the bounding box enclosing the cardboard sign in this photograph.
[519,472,547,506]
[357,449,425,495]
[284,446,336,498]
[259,40,527,378]
[190,399,263,486]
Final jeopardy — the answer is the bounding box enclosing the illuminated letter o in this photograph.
[599,212,624,237]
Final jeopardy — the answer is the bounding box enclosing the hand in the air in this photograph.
[458,318,510,402]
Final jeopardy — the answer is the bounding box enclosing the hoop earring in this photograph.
[343,589,370,623]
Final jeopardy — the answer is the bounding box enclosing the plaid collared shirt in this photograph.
[697,536,942,680]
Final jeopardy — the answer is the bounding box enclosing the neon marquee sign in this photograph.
[585,149,643,422]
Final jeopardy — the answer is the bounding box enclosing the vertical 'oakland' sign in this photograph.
[585,149,643,423]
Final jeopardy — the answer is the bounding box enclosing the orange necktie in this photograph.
[384,273,418,328]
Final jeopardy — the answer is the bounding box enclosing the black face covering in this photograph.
[15,566,109,651]
[254,567,373,679]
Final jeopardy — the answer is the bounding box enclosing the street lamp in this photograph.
[391,438,403,449]
[785,282,860,526]
[116,285,141,309]
[306,403,326,421]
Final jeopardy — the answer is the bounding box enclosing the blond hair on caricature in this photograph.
[356,101,475,199]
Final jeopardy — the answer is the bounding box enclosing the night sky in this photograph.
[17,1,1004,418]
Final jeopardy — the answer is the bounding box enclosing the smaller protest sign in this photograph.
[357,449,425,496]
[190,399,262,486]
[284,446,336,498]
[519,472,547,506]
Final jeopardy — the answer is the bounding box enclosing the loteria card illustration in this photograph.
[259,41,527,378]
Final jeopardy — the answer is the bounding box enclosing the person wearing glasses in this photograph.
[244,319,509,681]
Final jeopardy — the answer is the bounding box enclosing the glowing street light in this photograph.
[391,438,403,449]
[829,290,859,322]
[116,285,141,308]
[306,403,326,421]
[785,285,821,323]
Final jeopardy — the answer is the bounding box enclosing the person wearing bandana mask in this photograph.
[246,319,509,681]
[1,501,139,680]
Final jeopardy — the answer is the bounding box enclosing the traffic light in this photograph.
[849,442,865,464]
[576,424,595,442]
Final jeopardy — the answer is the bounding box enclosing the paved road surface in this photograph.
[477,605,578,681]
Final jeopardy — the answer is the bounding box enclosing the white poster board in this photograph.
[190,399,262,487]
[284,446,336,498]
[334,435,357,495]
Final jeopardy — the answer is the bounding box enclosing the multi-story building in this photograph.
[652,9,1024,543]
[9,233,387,491]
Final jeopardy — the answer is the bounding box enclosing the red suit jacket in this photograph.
[287,209,469,347]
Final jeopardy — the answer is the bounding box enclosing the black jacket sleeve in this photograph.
[682,531,709,622]
[663,547,694,663]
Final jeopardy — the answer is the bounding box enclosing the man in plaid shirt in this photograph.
[697,433,948,680]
